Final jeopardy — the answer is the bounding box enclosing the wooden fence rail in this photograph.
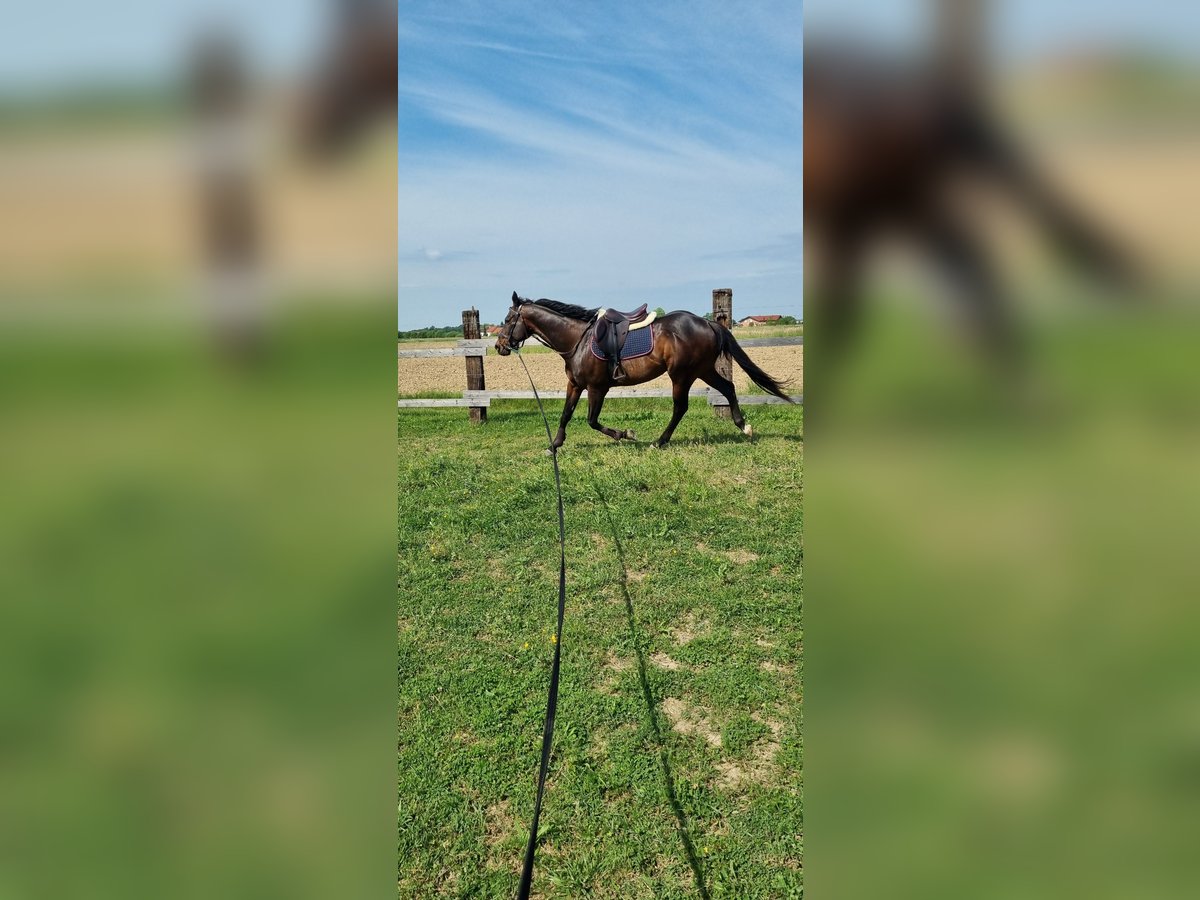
[397,347,487,358]
[399,389,803,410]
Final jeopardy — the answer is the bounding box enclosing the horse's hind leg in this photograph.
[653,377,695,448]
[587,388,635,442]
[700,369,752,437]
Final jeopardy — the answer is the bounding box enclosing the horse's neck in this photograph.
[524,309,587,354]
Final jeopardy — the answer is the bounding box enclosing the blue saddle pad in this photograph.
[590,323,654,361]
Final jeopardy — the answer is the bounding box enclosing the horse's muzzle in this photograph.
[495,341,511,356]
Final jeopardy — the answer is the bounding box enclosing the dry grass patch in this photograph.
[650,652,683,671]
[661,697,722,747]
[596,650,633,695]
[671,612,707,646]
[484,799,516,849]
[603,650,632,673]
[759,660,796,674]
[696,542,760,564]
[714,715,786,791]
[724,548,759,564]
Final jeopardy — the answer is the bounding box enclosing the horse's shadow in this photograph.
[587,430,803,450]
[590,478,712,900]
[643,429,804,449]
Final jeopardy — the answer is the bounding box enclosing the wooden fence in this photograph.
[398,291,802,418]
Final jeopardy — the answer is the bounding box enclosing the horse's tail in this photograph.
[715,324,794,402]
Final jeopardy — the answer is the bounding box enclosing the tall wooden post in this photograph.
[462,307,487,423]
[190,29,262,361]
[713,288,733,418]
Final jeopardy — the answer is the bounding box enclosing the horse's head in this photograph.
[495,292,530,356]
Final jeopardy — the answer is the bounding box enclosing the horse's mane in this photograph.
[525,297,600,322]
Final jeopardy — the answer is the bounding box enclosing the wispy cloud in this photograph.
[408,247,478,264]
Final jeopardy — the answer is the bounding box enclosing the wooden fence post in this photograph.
[189,29,263,361]
[463,307,487,423]
[712,288,733,418]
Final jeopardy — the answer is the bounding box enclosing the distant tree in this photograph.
[703,311,715,322]
[397,324,461,339]
[654,307,666,318]
[777,315,798,325]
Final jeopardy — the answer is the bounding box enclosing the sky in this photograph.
[805,0,1200,67]
[396,2,804,330]
[0,1,327,91]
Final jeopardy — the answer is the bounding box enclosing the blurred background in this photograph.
[0,2,395,897]
[806,1,1200,897]
[7,0,1200,896]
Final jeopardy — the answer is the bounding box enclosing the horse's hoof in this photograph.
[625,430,636,441]
[742,423,753,438]
[648,442,659,451]
[545,448,555,457]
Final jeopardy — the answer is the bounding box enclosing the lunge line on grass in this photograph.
[513,349,567,900]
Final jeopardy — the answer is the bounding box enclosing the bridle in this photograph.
[499,307,530,353]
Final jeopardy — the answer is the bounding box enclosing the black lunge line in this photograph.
[514,349,567,900]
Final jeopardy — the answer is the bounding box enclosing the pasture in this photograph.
[397,400,803,898]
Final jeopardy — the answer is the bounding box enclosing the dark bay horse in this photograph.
[495,292,793,450]
[805,7,1136,370]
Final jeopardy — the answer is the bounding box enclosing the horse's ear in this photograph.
[511,291,522,306]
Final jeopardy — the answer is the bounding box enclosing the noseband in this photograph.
[501,314,529,352]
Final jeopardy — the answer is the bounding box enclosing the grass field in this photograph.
[1,311,397,899]
[397,401,803,899]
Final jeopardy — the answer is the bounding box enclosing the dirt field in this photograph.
[397,344,803,396]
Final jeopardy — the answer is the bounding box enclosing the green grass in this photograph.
[398,401,803,899]
[735,326,804,339]
[1,309,399,899]
[807,298,1200,898]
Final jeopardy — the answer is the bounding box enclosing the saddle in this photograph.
[605,304,651,325]
[593,305,658,381]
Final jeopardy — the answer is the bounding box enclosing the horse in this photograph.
[805,28,1136,370]
[494,292,793,450]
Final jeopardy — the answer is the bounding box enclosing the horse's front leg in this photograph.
[586,387,635,442]
[551,381,583,450]
[653,377,695,448]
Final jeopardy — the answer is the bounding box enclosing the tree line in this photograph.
[397,325,464,339]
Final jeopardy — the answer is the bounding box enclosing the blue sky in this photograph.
[0,1,326,90]
[396,2,804,330]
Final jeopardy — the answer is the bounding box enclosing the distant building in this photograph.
[736,315,782,327]
[485,325,503,336]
